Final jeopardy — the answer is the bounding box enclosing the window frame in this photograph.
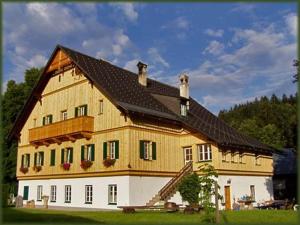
[198,144,212,162]
[61,110,68,121]
[50,185,57,202]
[108,184,117,205]
[85,185,93,204]
[180,104,187,116]
[184,147,193,164]
[37,185,43,201]
[65,185,71,203]
[99,99,104,115]
[44,114,52,125]
[109,141,116,160]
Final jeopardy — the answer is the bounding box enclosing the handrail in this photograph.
[159,161,193,199]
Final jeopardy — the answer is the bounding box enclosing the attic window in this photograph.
[180,104,187,116]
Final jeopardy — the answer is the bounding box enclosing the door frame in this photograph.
[183,146,193,165]
[224,185,231,210]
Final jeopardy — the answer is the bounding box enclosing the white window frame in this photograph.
[108,141,116,159]
[108,185,117,205]
[45,115,52,125]
[180,104,187,116]
[37,152,43,166]
[78,105,85,117]
[85,185,93,204]
[198,144,212,161]
[184,147,193,165]
[24,154,30,168]
[86,145,92,161]
[50,185,57,202]
[65,185,71,203]
[99,100,104,115]
[61,110,68,120]
[143,141,152,160]
[64,148,72,164]
[37,185,43,201]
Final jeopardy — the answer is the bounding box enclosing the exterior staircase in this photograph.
[146,161,193,206]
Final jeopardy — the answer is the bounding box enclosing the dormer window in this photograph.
[181,103,187,116]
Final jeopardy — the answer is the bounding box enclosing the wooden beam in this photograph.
[51,137,62,145]
[42,141,50,147]
[66,135,76,142]
[81,132,92,140]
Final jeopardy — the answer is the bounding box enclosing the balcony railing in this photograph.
[29,116,94,147]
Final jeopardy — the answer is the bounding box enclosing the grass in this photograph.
[2,207,298,225]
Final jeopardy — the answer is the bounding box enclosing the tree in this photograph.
[178,173,201,205]
[293,59,299,83]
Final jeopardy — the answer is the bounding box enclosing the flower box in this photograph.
[33,165,42,172]
[19,167,29,174]
[80,160,93,170]
[103,158,116,167]
[61,162,71,170]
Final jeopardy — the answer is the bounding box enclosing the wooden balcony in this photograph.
[29,116,94,147]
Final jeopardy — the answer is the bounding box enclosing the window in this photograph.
[108,185,117,205]
[23,186,29,200]
[37,185,43,201]
[65,185,71,203]
[184,147,193,164]
[180,104,187,116]
[61,148,73,164]
[81,144,95,161]
[61,110,68,120]
[139,140,156,160]
[255,154,261,165]
[75,105,87,117]
[21,154,30,168]
[103,141,119,160]
[43,115,53,125]
[198,144,212,161]
[50,185,57,202]
[250,185,255,200]
[99,100,104,114]
[85,185,93,204]
[50,149,55,166]
[34,152,44,166]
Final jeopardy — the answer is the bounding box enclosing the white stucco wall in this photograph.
[217,175,273,209]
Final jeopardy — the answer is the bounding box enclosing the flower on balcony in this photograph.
[19,166,29,174]
[61,162,71,171]
[33,165,42,172]
[80,160,93,170]
[103,157,116,167]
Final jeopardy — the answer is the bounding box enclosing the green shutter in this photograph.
[75,107,78,117]
[23,186,29,200]
[42,117,45,125]
[34,153,37,166]
[152,142,156,160]
[21,155,24,167]
[103,142,107,159]
[81,145,85,161]
[84,104,88,116]
[140,140,145,159]
[115,141,119,159]
[61,149,64,164]
[40,152,44,165]
[50,150,55,166]
[91,144,95,161]
[70,148,73,163]
[27,154,30,167]
[49,115,53,124]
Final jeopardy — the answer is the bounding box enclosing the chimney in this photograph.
[179,74,189,99]
[137,61,148,86]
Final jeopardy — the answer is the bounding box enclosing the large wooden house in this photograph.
[9,45,275,209]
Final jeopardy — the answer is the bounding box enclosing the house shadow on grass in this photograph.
[2,207,103,225]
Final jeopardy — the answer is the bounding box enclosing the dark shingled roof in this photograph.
[9,45,276,153]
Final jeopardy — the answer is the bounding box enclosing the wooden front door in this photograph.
[224,186,231,210]
[184,147,193,165]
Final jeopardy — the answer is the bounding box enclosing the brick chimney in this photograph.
[137,61,148,86]
[179,74,189,99]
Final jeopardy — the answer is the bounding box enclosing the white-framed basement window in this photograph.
[198,144,212,161]
[108,185,117,205]
[50,185,57,202]
[37,185,43,201]
[85,185,93,204]
[65,185,71,203]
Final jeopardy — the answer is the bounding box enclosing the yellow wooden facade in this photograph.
[17,57,273,180]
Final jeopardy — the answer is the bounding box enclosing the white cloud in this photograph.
[203,40,225,55]
[124,59,139,72]
[148,48,170,68]
[175,17,189,30]
[110,3,138,22]
[204,29,224,37]
[285,13,297,37]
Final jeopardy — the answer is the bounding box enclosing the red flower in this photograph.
[62,162,71,170]
[20,167,29,174]
[33,165,42,172]
[80,160,93,170]
[103,158,116,167]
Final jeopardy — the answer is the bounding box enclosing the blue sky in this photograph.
[3,2,298,114]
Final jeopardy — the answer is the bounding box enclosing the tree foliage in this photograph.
[178,173,201,205]
[218,94,297,149]
[2,68,42,187]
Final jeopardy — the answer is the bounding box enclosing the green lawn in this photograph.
[2,208,298,225]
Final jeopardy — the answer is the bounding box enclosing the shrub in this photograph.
[178,173,201,205]
[2,184,9,207]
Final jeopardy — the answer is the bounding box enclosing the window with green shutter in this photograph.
[26,154,30,167]
[152,142,156,160]
[75,107,78,117]
[69,148,73,163]
[81,145,85,161]
[50,149,55,166]
[139,140,156,160]
[61,149,65,164]
[23,186,29,200]
[106,141,119,160]
[21,155,24,167]
[103,142,107,159]
[34,152,37,166]
[81,144,95,161]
